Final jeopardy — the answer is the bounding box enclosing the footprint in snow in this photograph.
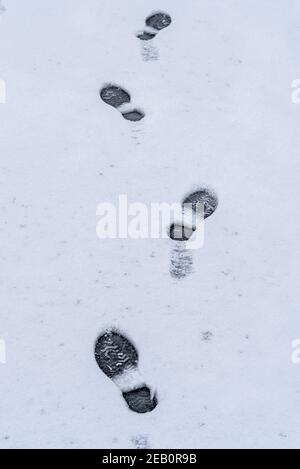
[182,189,218,220]
[100,85,145,122]
[169,188,218,279]
[136,11,172,62]
[94,330,157,414]
[131,434,150,449]
[168,188,218,243]
[136,11,172,41]
[170,243,193,280]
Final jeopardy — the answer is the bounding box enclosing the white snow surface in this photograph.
[0,0,300,449]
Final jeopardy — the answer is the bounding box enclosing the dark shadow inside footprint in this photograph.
[95,330,138,378]
[100,85,130,109]
[123,387,158,414]
[137,31,156,41]
[94,331,157,414]
[182,189,218,219]
[169,223,195,242]
[146,12,172,31]
[122,109,145,122]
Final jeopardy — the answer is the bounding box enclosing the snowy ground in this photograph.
[0,0,300,449]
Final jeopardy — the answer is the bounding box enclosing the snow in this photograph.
[0,0,300,449]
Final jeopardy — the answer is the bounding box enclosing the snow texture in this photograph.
[0,0,300,449]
